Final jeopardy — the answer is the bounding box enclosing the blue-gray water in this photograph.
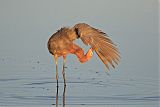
[0,57,159,107]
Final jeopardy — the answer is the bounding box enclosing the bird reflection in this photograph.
[63,85,66,107]
[55,85,66,107]
[56,85,58,107]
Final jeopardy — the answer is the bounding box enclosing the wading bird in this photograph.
[48,23,120,86]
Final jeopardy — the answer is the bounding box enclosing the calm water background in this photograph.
[0,57,159,107]
[0,0,159,107]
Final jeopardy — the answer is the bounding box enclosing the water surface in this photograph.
[0,58,159,107]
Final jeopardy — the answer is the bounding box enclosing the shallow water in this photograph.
[0,58,159,107]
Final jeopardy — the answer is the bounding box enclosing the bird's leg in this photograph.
[62,55,67,86]
[54,55,59,87]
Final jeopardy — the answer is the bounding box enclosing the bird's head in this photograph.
[86,48,94,59]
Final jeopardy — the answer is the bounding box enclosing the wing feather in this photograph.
[73,23,121,70]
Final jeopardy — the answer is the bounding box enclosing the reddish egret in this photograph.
[48,23,120,86]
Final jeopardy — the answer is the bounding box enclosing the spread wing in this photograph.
[73,23,120,70]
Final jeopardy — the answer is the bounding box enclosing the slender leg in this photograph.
[62,56,67,86]
[54,55,59,87]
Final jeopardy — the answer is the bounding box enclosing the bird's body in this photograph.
[48,23,120,86]
[48,28,76,57]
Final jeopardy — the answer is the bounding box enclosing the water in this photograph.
[0,58,159,107]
